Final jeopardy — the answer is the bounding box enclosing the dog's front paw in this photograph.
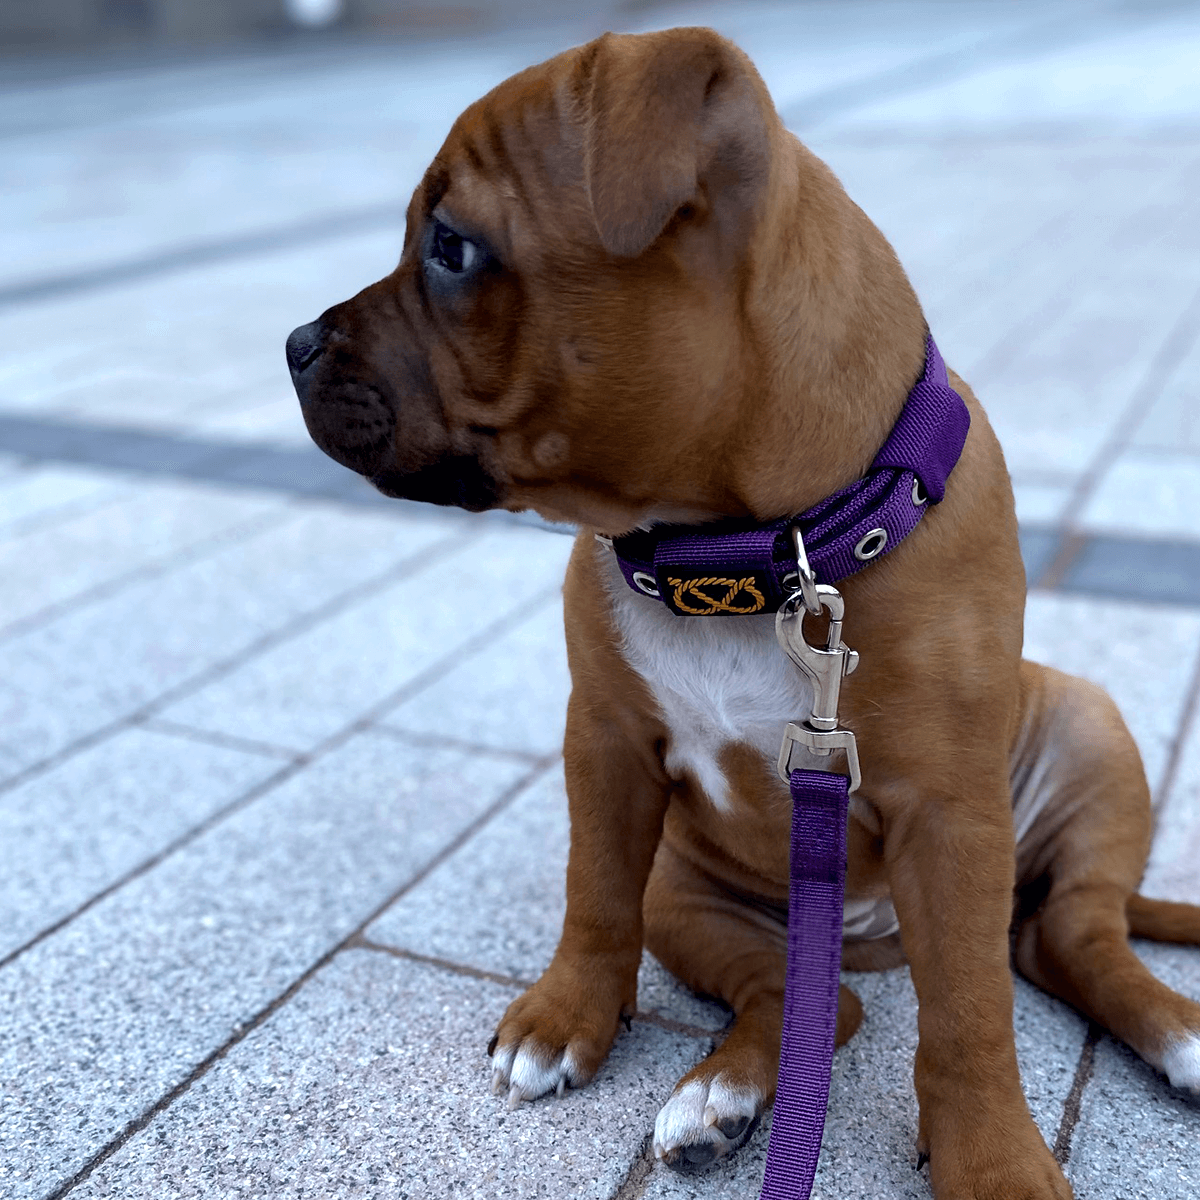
[653,1073,763,1171]
[924,1116,1073,1200]
[489,958,632,1109]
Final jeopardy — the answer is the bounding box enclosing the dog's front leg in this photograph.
[883,775,1073,1200]
[490,671,672,1107]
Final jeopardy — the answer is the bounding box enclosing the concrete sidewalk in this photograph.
[1,2,1198,1198]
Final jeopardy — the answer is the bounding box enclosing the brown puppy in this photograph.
[286,27,1200,1200]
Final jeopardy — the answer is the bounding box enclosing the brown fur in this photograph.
[289,27,1200,1200]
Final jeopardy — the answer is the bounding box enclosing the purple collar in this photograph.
[608,334,969,616]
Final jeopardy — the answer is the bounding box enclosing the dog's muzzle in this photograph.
[286,318,395,477]
[285,318,501,512]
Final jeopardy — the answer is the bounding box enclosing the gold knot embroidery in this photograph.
[667,576,767,615]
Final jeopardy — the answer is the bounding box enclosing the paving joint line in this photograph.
[0,477,135,544]
[0,526,475,799]
[942,212,1078,352]
[0,504,295,643]
[1051,1023,1101,1166]
[136,716,302,762]
[1010,469,1083,489]
[1035,529,1087,591]
[1058,281,1200,535]
[633,1010,725,1040]
[610,1136,658,1200]
[367,723,556,766]
[1150,634,1200,812]
[350,935,723,1040]
[347,936,534,991]
[0,581,562,969]
[782,0,1170,129]
[0,756,304,973]
[0,203,403,311]
[43,758,554,1200]
[969,280,1081,384]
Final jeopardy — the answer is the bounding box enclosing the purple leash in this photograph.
[762,573,862,1200]
[760,768,850,1200]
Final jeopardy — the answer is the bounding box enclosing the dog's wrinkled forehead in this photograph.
[412,28,772,271]
[408,68,592,271]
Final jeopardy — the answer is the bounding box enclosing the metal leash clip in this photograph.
[775,527,862,793]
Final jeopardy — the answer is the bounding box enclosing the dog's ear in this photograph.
[577,28,772,259]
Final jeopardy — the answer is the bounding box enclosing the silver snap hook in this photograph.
[911,477,928,506]
[632,570,660,598]
[853,528,888,561]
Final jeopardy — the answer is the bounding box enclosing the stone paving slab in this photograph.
[0,724,286,963]
[973,274,1197,481]
[0,411,399,506]
[156,526,572,753]
[1023,592,1200,795]
[367,767,729,1034]
[379,592,572,759]
[0,228,402,432]
[825,3,1200,132]
[0,460,134,539]
[0,734,541,1200]
[1067,942,1200,1200]
[1146,711,1200,899]
[68,949,704,1200]
[1062,534,1200,610]
[0,476,288,633]
[1082,452,1200,543]
[0,503,457,783]
[1134,326,1200,456]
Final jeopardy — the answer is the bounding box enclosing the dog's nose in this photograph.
[286,321,325,379]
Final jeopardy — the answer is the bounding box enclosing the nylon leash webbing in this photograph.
[757,768,850,1200]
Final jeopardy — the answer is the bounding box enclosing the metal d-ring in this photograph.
[911,477,928,506]
[788,526,823,615]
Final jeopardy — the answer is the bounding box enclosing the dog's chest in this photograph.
[602,554,814,813]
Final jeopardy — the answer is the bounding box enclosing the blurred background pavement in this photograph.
[1,3,1199,1198]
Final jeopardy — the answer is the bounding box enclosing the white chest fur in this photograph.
[600,550,815,813]
[600,550,898,941]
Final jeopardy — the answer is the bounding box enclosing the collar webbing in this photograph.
[608,334,969,616]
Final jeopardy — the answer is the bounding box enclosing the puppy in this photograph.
[287,27,1200,1200]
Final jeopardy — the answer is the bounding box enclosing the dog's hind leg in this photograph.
[642,838,863,1171]
[1012,663,1200,1094]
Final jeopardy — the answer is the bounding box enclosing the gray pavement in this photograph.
[1,2,1199,1197]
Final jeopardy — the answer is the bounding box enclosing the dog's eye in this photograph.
[430,222,479,274]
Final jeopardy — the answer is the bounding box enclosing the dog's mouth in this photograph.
[370,456,501,512]
[299,382,396,479]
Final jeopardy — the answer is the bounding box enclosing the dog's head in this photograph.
[287,28,787,531]
[287,27,920,532]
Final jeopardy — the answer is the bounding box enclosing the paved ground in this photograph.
[2,1,1199,1197]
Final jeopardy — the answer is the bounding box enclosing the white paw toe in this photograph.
[490,1041,584,1108]
[653,1077,762,1171]
[1163,1032,1200,1094]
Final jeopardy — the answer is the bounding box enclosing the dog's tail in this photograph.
[1127,893,1200,944]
